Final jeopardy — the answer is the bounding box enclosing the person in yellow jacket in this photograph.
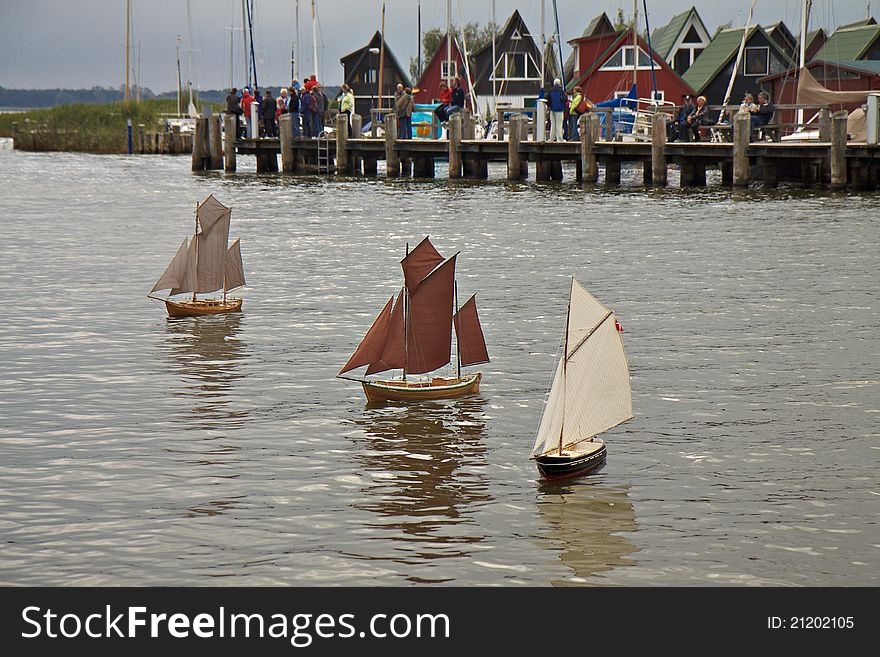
[568,85,594,140]
[339,84,355,132]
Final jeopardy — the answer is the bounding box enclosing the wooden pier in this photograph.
[190,113,880,191]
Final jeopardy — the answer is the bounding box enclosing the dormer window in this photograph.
[600,45,657,70]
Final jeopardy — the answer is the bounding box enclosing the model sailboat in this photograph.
[532,278,632,480]
[149,194,245,318]
[339,237,488,403]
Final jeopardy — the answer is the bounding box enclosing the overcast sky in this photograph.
[0,1,874,91]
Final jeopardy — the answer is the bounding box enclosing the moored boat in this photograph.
[532,278,632,480]
[148,195,245,318]
[339,237,489,403]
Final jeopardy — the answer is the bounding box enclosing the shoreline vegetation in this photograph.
[0,99,203,153]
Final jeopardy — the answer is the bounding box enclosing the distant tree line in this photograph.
[0,86,228,109]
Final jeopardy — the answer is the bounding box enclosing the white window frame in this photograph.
[363,68,377,84]
[599,45,660,71]
[743,46,769,77]
[490,51,541,81]
[441,60,457,79]
[650,89,665,102]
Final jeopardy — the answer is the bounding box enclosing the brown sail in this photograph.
[406,255,457,374]
[196,195,231,235]
[365,289,406,375]
[454,294,490,366]
[340,295,396,375]
[401,236,444,292]
[151,238,191,294]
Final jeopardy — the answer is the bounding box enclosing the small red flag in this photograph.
[615,319,624,333]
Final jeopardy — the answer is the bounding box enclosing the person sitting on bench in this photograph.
[749,91,774,138]
[683,95,710,142]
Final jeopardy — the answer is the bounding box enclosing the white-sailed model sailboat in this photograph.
[532,278,632,480]
[148,195,245,318]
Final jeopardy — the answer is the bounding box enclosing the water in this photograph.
[0,151,877,586]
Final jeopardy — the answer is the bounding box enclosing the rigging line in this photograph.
[641,0,657,100]
[565,310,614,362]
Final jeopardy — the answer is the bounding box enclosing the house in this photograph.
[681,26,789,106]
[468,10,544,117]
[767,22,798,64]
[800,28,828,63]
[413,33,468,104]
[649,7,711,76]
[564,13,616,83]
[812,23,880,62]
[340,31,412,120]
[760,59,880,124]
[567,27,696,104]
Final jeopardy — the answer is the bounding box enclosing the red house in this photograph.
[414,34,468,105]
[568,27,695,104]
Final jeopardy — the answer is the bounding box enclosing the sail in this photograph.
[340,295,396,375]
[170,238,198,296]
[453,294,490,367]
[197,195,231,236]
[151,238,191,293]
[532,279,632,457]
[796,67,869,105]
[401,236,444,292]
[406,255,456,374]
[224,238,246,291]
[195,211,231,293]
[366,289,406,375]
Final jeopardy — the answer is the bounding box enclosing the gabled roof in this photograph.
[340,31,412,87]
[415,33,465,87]
[563,13,615,82]
[759,58,880,83]
[651,7,698,59]
[813,24,880,61]
[767,22,796,48]
[472,9,535,59]
[838,18,876,29]
[681,25,788,94]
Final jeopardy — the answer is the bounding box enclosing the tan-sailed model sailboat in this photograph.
[532,278,632,480]
[148,195,245,318]
[339,237,489,403]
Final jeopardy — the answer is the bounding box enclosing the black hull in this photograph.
[535,445,607,481]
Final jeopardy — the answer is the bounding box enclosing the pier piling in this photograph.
[351,114,363,173]
[278,114,294,173]
[385,117,399,177]
[448,114,462,179]
[336,115,350,175]
[733,112,750,187]
[208,116,223,169]
[831,111,848,189]
[652,112,667,186]
[581,114,599,183]
[507,116,523,181]
[223,115,237,172]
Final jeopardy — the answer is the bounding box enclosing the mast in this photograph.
[722,0,756,110]
[186,0,194,111]
[295,0,301,81]
[311,0,319,80]
[558,279,572,456]
[403,242,409,381]
[125,0,131,105]
[455,281,461,379]
[227,26,234,91]
[491,0,497,112]
[378,2,386,108]
[446,0,452,83]
[176,35,182,116]
[540,0,546,86]
[632,0,638,91]
[192,202,199,302]
[242,0,250,88]
[417,0,422,80]
[797,0,810,127]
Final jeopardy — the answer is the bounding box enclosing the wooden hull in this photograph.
[535,440,607,481]
[361,372,482,403]
[165,298,243,318]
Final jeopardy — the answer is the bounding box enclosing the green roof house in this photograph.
[682,25,789,103]
[813,23,880,61]
[650,7,711,75]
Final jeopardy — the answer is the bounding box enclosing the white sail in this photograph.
[532,279,632,457]
[224,238,246,291]
[151,238,190,293]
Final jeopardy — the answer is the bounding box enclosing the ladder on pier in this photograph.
[317,136,331,173]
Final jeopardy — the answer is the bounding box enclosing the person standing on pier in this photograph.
[288,86,301,137]
[240,87,255,138]
[311,84,326,137]
[547,78,567,142]
[300,86,313,138]
[261,89,277,138]
[225,87,243,138]
[396,87,413,139]
[339,84,355,133]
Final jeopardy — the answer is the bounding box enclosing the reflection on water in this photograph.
[161,313,250,430]
[536,482,638,586]
[348,397,491,582]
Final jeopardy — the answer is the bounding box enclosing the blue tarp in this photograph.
[595,85,637,134]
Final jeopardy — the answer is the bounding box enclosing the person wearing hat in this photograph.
[668,94,695,141]
[547,78,568,141]
[683,95,710,142]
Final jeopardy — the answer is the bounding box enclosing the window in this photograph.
[650,90,665,102]
[363,68,377,84]
[441,60,457,79]
[682,25,703,44]
[600,46,658,71]
[674,50,690,74]
[491,52,540,80]
[743,47,769,76]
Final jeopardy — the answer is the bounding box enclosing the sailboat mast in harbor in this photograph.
[339,237,488,403]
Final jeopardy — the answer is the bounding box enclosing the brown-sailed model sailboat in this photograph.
[339,237,489,403]
[148,195,246,318]
[532,278,632,480]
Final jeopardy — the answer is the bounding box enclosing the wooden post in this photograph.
[679,162,695,186]
[520,119,529,178]
[818,108,831,142]
[336,114,350,175]
[191,117,207,171]
[642,161,653,185]
[651,112,667,186]
[830,110,848,189]
[733,112,750,186]
[602,109,613,140]
[278,114,294,173]
[536,151,551,181]
[800,161,816,186]
[400,157,413,176]
[550,160,563,181]
[496,108,505,141]
[350,114,363,174]
[223,114,237,172]
[507,115,523,181]
[851,162,870,190]
[385,115,399,177]
[137,123,145,154]
[605,159,621,185]
[448,113,462,179]
[721,162,733,185]
[363,157,378,176]
[208,115,223,169]
[761,160,778,188]
[581,114,598,183]
[474,157,488,179]
[693,163,707,186]
[461,113,475,176]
